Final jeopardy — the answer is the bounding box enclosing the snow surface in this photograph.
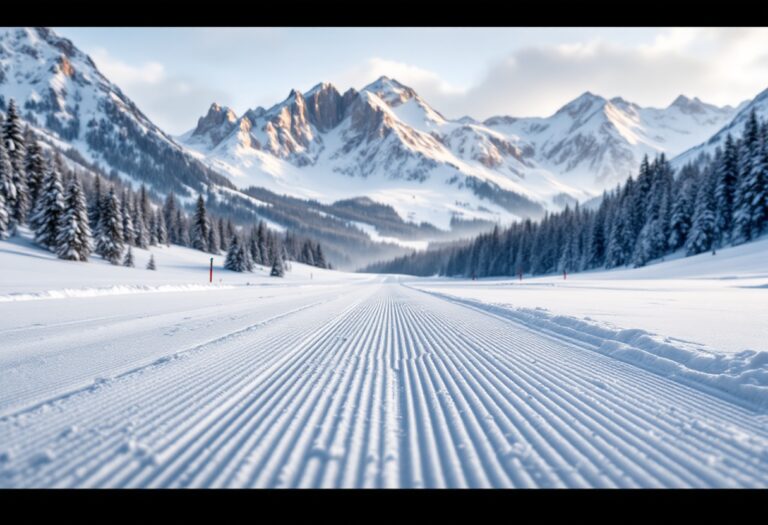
[409,236,768,356]
[1,236,767,487]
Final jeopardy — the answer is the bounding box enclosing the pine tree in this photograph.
[686,168,718,256]
[121,190,135,247]
[207,218,220,254]
[732,121,768,241]
[714,135,739,243]
[605,196,631,268]
[175,209,189,246]
[243,241,254,272]
[146,254,156,270]
[133,205,149,249]
[248,229,261,265]
[88,175,103,239]
[256,221,268,265]
[163,192,177,244]
[224,235,251,272]
[191,194,209,252]
[270,254,285,277]
[301,240,315,266]
[155,210,168,246]
[733,110,761,243]
[3,99,28,227]
[24,132,45,207]
[0,188,8,240]
[30,158,65,251]
[95,188,124,264]
[314,243,326,269]
[56,176,92,262]
[139,184,151,227]
[0,140,14,231]
[123,246,135,267]
[148,212,158,246]
[218,218,228,251]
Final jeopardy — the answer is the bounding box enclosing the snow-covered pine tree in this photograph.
[604,193,632,269]
[121,190,135,247]
[163,192,177,245]
[95,188,124,264]
[139,184,151,226]
[243,241,254,272]
[0,140,14,229]
[686,167,718,256]
[733,110,761,243]
[226,220,235,246]
[123,246,135,267]
[133,205,149,249]
[190,194,209,252]
[0,186,8,240]
[256,221,268,265]
[270,254,285,277]
[587,193,609,268]
[155,210,168,246]
[88,175,103,239]
[147,212,156,246]
[714,135,739,244]
[175,209,190,246]
[56,176,92,262]
[732,120,768,241]
[667,165,697,251]
[207,218,219,254]
[301,240,315,266]
[3,99,28,227]
[146,254,156,270]
[218,217,228,251]
[24,131,45,208]
[30,157,65,251]
[314,243,326,269]
[224,235,249,272]
[245,228,258,265]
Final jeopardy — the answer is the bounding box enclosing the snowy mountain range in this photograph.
[0,27,232,197]
[179,77,740,229]
[0,26,757,267]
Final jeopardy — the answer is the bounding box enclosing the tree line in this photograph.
[363,110,768,278]
[0,98,332,275]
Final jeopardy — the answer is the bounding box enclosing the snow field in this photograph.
[1,281,767,488]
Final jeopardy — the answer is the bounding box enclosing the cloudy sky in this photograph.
[55,27,768,134]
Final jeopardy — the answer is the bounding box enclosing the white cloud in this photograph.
[88,49,232,134]
[90,48,165,85]
[335,28,768,121]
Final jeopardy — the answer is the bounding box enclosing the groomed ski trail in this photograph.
[1,281,766,488]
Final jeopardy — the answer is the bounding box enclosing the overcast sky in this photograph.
[55,27,768,134]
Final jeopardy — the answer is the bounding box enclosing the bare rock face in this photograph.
[304,83,346,132]
[192,103,238,145]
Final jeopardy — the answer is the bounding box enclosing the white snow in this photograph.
[1,233,767,488]
[408,236,768,356]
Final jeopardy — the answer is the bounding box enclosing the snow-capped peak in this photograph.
[668,94,710,115]
[191,102,238,139]
[362,76,418,107]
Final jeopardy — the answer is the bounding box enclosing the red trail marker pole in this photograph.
[210,257,214,283]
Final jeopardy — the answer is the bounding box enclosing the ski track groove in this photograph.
[1,282,766,488]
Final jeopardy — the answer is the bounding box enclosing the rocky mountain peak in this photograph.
[192,102,238,139]
[669,94,708,114]
[362,76,418,107]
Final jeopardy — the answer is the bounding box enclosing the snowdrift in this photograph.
[418,288,768,411]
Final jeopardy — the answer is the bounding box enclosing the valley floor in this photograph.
[0,238,766,487]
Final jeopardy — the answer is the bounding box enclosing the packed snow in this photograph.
[1,234,767,488]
